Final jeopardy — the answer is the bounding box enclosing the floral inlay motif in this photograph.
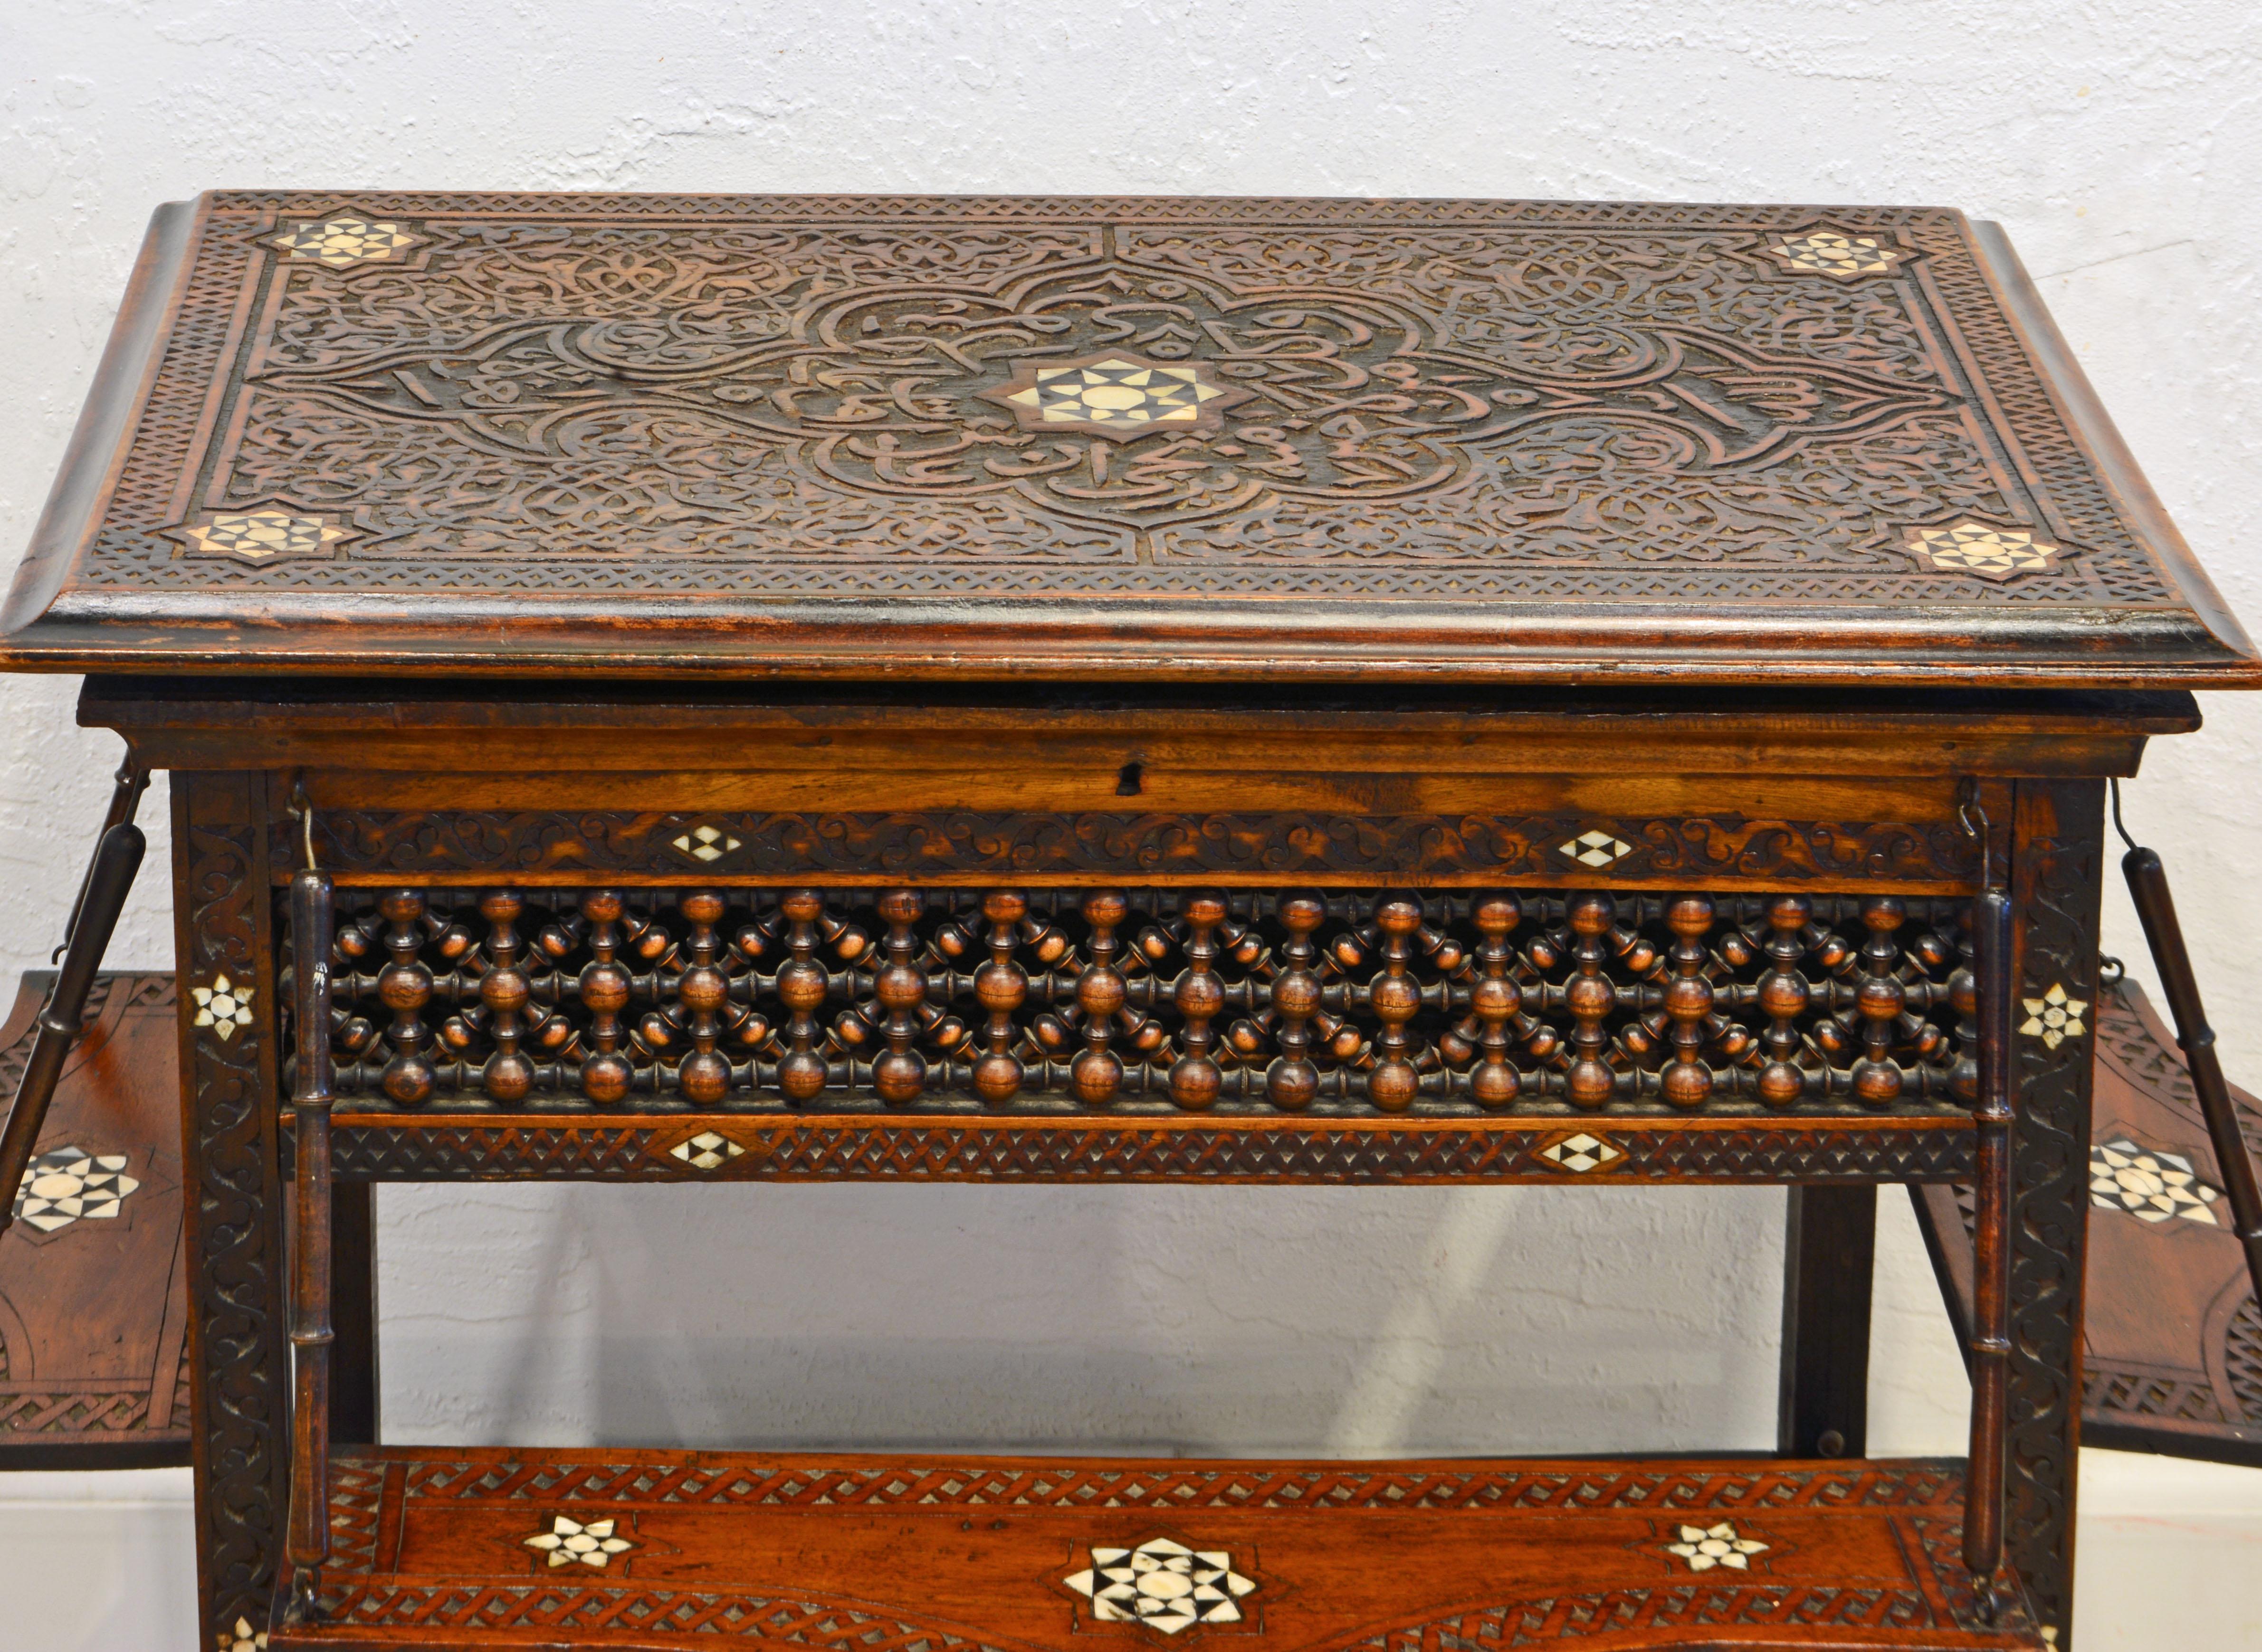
[192,973,255,1040]
[176,508,350,566]
[1666,1520,1770,1571]
[1064,1537,1257,1634]
[1908,521,2061,580]
[1766,230,1908,277]
[2019,983,2087,1049]
[11,1146,138,1233]
[524,1514,633,1569]
[2090,1137,2223,1226]
[271,215,421,268]
[221,1618,268,1652]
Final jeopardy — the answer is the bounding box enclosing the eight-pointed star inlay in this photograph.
[173,507,352,566]
[1065,1537,1258,1634]
[271,215,423,268]
[1907,520,2062,580]
[982,352,1249,440]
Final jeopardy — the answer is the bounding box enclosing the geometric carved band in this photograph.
[298,1114,1978,1185]
[298,886,1979,1120]
[286,810,1985,888]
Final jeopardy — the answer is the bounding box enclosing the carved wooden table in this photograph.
[6,192,2259,1652]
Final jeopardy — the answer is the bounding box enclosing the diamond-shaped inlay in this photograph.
[1766,230,1907,277]
[1558,830,1635,869]
[11,1146,139,1234]
[1665,1520,1769,1571]
[524,1514,633,1569]
[2019,982,2088,1048]
[271,215,421,268]
[1065,1538,1257,1634]
[668,1130,745,1171]
[2090,1137,2223,1226]
[1537,1132,1623,1174]
[178,508,351,565]
[191,973,255,1041]
[1908,520,2061,580]
[671,824,744,864]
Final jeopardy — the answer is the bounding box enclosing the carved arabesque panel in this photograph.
[83,198,2171,611]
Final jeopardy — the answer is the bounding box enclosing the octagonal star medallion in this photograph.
[1065,1537,1258,1634]
[11,1146,139,1233]
[1905,520,2062,581]
[270,215,425,269]
[166,503,358,566]
[982,352,1250,440]
[1763,229,1911,278]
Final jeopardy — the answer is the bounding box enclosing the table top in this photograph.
[3,191,2254,687]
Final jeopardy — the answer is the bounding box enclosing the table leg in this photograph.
[1776,1184,1876,1459]
[328,1182,378,1448]
[2006,777,2104,1647]
[174,770,289,1650]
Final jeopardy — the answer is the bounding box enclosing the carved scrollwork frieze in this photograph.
[282,810,1983,887]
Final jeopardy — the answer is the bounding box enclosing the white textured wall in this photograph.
[5,3,2262,1647]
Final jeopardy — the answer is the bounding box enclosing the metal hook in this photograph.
[2109,777,2140,853]
[287,779,318,872]
[1957,784,1999,892]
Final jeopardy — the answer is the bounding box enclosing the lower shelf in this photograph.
[268,1448,2043,1651]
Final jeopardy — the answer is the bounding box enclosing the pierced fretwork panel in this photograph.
[287,887,1976,1118]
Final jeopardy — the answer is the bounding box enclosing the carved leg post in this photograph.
[2005,778,2105,1645]
[286,870,336,1620]
[174,771,289,1649]
[1776,1185,1875,1459]
[1964,884,2015,1614]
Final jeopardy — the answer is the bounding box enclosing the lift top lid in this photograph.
[3,191,2254,686]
